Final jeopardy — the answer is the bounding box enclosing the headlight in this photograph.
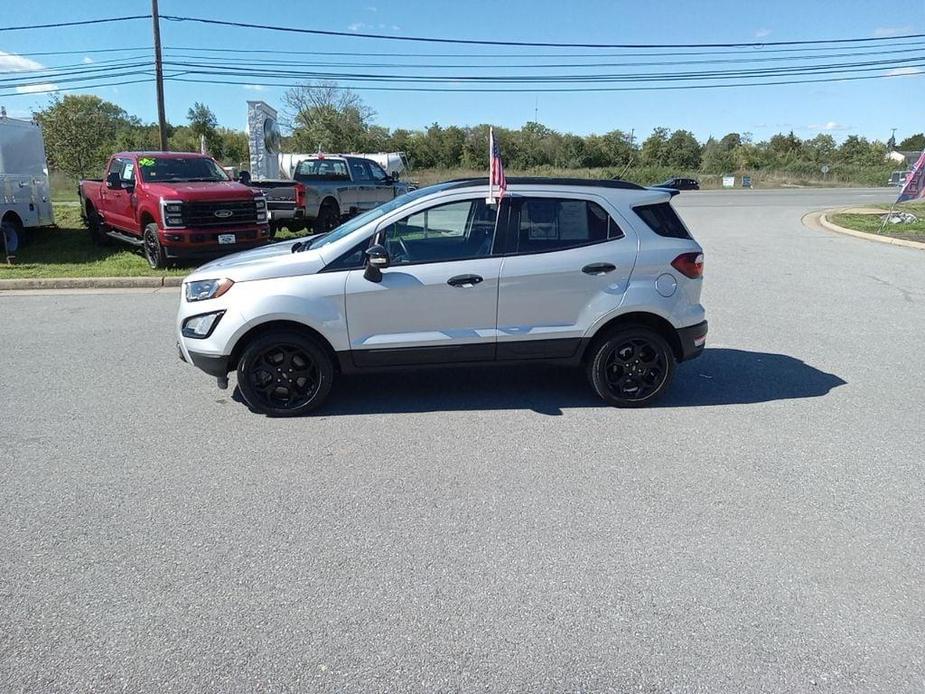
[162,200,184,227]
[185,278,234,302]
[182,311,225,339]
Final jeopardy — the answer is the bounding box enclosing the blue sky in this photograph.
[2,0,924,143]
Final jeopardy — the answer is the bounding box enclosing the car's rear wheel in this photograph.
[236,331,334,416]
[314,201,340,233]
[143,222,167,269]
[587,326,675,407]
[86,205,111,246]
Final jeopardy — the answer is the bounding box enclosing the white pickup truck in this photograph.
[1,115,54,256]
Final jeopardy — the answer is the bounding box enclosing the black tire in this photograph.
[314,201,340,233]
[268,222,279,240]
[1,218,21,256]
[236,330,334,416]
[143,222,167,269]
[587,326,676,407]
[86,204,111,246]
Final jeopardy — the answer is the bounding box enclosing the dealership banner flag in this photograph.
[897,149,925,202]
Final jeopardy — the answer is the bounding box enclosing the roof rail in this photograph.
[443,176,645,191]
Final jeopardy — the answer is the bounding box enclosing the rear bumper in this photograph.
[677,320,708,361]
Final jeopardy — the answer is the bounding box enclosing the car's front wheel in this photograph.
[236,330,334,416]
[143,223,167,269]
[587,326,675,407]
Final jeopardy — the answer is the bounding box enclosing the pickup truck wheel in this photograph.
[236,331,334,416]
[86,206,111,246]
[587,327,675,407]
[143,223,167,269]
[1,219,20,256]
[315,202,340,233]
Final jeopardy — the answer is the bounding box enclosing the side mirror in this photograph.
[106,171,122,189]
[237,170,251,184]
[363,243,390,282]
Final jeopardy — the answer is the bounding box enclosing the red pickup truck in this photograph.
[79,152,270,268]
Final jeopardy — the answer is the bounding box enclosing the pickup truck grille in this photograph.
[181,200,257,227]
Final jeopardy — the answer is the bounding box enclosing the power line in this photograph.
[0,16,149,32]
[160,44,925,70]
[164,68,925,93]
[160,14,925,49]
[6,47,151,58]
[0,77,155,97]
[163,39,925,59]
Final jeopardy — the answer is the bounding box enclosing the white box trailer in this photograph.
[1,114,54,253]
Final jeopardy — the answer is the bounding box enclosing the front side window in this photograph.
[379,198,497,265]
[368,162,388,182]
[514,198,623,253]
[120,160,135,183]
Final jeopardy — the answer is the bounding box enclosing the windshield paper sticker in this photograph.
[138,157,155,167]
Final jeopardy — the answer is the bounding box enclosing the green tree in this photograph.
[666,129,702,169]
[283,81,375,153]
[187,102,221,156]
[34,94,132,178]
[898,133,925,151]
[640,127,670,166]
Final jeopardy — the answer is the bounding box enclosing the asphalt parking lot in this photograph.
[2,188,923,691]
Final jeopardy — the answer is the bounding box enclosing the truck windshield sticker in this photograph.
[138,157,155,167]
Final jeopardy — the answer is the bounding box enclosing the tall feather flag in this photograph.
[897,149,925,202]
[487,127,507,203]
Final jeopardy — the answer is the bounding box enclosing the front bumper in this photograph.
[677,320,708,361]
[187,350,231,377]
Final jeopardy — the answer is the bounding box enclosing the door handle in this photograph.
[447,274,484,288]
[582,262,616,275]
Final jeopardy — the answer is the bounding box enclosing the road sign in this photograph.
[821,165,830,174]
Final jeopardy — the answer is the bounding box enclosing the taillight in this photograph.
[294,182,306,209]
[671,252,704,279]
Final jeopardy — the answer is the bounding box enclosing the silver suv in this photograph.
[176,178,707,415]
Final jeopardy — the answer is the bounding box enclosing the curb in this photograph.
[815,210,925,251]
[0,276,183,291]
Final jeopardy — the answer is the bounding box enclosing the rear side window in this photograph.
[633,202,691,239]
[515,198,623,253]
[295,159,350,181]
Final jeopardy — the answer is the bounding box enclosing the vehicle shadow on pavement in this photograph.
[656,348,846,408]
[234,347,845,416]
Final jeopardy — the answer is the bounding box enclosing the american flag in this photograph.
[489,127,507,199]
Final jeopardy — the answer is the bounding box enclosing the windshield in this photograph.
[137,156,229,183]
[306,182,460,251]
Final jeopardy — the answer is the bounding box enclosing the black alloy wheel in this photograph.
[143,222,167,269]
[236,331,334,416]
[588,327,675,407]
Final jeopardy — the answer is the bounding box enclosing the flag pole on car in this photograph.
[487,127,507,204]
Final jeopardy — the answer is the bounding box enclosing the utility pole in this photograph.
[152,0,168,150]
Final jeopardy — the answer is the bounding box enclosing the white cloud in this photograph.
[82,56,94,64]
[347,22,400,32]
[243,84,266,91]
[0,51,58,94]
[873,26,914,38]
[808,121,849,131]
[885,66,924,78]
[754,28,771,38]
[0,49,45,72]
[16,83,57,94]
